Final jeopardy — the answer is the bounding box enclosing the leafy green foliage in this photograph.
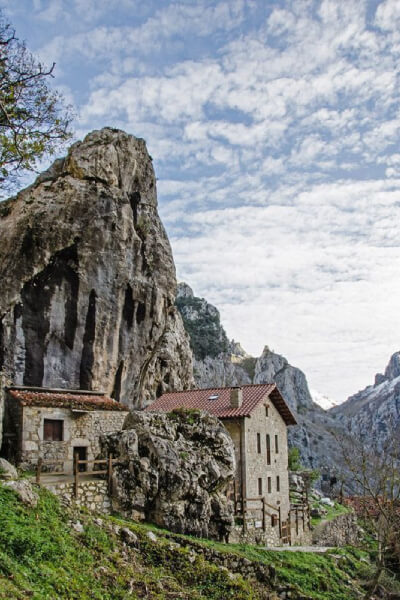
[288,447,302,471]
[0,12,73,193]
[175,295,229,360]
[239,356,257,379]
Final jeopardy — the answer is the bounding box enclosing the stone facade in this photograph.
[19,406,128,471]
[224,397,290,525]
[1,388,128,472]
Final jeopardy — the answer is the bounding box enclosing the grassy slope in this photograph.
[310,500,350,527]
[0,484,385,600]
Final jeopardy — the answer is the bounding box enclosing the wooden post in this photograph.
[107,453,113,495]
[295,507,299,535]
[278,506,282,539]
[74,452,79,498]
[242,497,247,533]
[36,457,43,486]
[233,479,237,514]
[262,497,266,532]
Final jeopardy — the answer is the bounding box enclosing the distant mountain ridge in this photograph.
[176,283,400,478]
[330,351,400,446]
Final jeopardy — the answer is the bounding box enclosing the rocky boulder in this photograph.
[0,458,18,480]
[0,128,194,412]
[3,479,38,507]
[100,409,235,540]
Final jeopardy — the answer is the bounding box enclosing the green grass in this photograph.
[1,482,397,600]
[110,516,374,600]
[0,484,262,599]
[311,500,350,527]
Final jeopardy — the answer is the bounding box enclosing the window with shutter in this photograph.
[266,434,271,465]
[43,419,64,441]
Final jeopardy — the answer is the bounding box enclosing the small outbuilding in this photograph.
[1,386,128,472]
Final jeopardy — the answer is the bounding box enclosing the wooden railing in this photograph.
[35,454,121,497]
[289,486,311,533]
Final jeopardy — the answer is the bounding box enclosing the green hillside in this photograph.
[0,483,396,600]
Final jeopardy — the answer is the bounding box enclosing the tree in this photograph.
[0,11,73,192]
[337,425,400,599]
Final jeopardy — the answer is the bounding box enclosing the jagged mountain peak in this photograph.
[375,350,400,385]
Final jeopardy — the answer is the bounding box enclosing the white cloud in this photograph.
[8,0,400,402]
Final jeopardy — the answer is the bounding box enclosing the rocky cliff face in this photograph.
[330,351,400,446]
[100,409,235,539]
[0,128,194,409]
[176,283,341,471]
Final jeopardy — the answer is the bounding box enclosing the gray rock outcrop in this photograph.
[0,457,18,480]
[100,409,235,539]
[330,351,400,447]
[0,128,194,413]
[3,479,39,507]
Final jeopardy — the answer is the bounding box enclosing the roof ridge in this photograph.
[159,383,275,395]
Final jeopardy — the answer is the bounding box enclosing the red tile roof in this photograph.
[145,383,297,425]
[8,389,128,412]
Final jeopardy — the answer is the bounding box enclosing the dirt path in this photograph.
[265,546,335,553]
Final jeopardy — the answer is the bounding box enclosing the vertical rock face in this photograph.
[0,128,194,409]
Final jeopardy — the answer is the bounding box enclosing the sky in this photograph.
[4,0,400,403]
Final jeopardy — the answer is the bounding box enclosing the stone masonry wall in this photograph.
[242,399,290,522]
[312,512,360,546]
[20,406,128,471]
[44,479,111,513]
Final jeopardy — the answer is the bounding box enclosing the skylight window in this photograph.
[208,394,219,401]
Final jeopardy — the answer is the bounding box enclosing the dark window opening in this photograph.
[266,434,271,465]
[275,434,279,453]
[271,515,277,527]
[258,478,263,495]
[267,476,272,494]
[265,405,269,417]
[43,419,63,441]
[257,432,261,454]
[276,475,280,492]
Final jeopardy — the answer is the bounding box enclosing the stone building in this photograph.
[1,386,128,472]
[146,383,297,536]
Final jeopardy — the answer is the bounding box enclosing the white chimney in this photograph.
[230,387,243,408]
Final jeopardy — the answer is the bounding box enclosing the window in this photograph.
[257,432,261,453]
[258,478,263,495]
[275,434,279,453]
[265,405,269,417]
[276,475,280,492]
[271,515,277,527]
[267,477,272,493]
[43,419,63,441]
[266,434,271,465]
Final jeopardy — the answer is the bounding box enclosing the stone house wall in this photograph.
[225,399,290,522]
[19,406,128,471]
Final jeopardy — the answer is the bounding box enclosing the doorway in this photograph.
[73,446,87,472]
